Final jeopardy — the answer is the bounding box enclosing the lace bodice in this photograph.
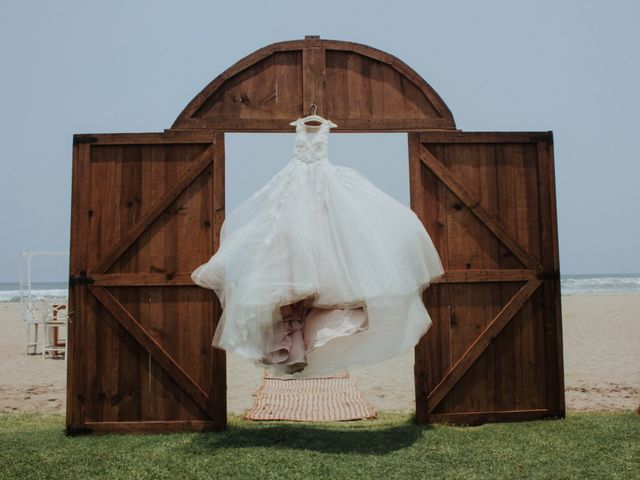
[291,118,331,163]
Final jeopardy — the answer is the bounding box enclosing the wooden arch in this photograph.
[67,36,563,435]
[171,36,456,132]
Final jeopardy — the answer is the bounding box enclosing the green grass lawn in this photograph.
[1,411,638,479]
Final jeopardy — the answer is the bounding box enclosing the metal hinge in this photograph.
[69,272,95,287]
[536,270,560,280]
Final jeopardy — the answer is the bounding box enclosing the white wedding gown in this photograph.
[191,118,445,378]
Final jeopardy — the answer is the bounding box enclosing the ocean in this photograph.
[0,282,69,302]
[1,274,639,301]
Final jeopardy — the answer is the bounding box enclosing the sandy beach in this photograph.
[1,294,638,415]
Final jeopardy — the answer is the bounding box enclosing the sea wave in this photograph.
[560,275,640,295]
[0,289,68,302]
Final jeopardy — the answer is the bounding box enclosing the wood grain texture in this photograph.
[66,132,226,434]
[410,131,563,426]
[303,36,326,116]
[82,420,220,434]
[171,37,456,131]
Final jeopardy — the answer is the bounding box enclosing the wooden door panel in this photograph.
[410,131,563,425]
[67,132,226,434]
[421,144,541,271]
[79,287,208,423]
[88,143,215,274]
[434,284,547,414]
[109,161,214,276]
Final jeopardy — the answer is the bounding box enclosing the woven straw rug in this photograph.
[245,370,376,422]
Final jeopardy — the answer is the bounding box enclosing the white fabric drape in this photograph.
[191,119,444,378]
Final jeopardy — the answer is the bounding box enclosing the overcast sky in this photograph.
[1,0,638,282]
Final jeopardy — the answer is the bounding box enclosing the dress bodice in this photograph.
[291,118,331,164]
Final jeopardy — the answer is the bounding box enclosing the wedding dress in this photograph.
[191,117,445,378]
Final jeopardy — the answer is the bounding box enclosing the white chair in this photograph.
[24,299,48,355]
[42,301,68,359]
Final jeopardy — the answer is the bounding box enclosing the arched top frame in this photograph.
[171,36,457,132]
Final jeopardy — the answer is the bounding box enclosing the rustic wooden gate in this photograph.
[410,131,564,424]
[67,132,226,434]
[68,36,564,433]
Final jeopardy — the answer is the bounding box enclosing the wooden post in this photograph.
[302,35,326,116]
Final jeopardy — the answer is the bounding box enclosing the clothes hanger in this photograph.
[290,104,338,128]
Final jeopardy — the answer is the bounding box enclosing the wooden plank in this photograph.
[425,143,453,416]
[90,273,194,286]
[369,55,386,119]
[113,286,144,421]
[436,145,453,415]
[137,145,156,422]
[272,51,302,124]
[428,408,551,426]
[74,131,215,145]
[170,117,457,132]
[173,139,216,420]
[501,143,526,412]
[209,132,227,426]
[92,144,214,274]
[512,144,537,409]
[476,144,500,412]
[212,132,225,253]
[346,52,371,119]
[454,145,493,412]
[324,49,348,120]
[427,279,542,412]
[438,143,489,412]
[408,133,423,219]
[413,142,445,420]
[518,142,546,409]
[537,139,565,415]
[159,148,188,421]
[492,144,520,411]
[420,131,551,144]
[144,145,179,422]
[106,146,143,422]
[409,132,431,424]
[84,420,223,434]
[84,144,112,423]
[93,147,121,422]
[66,141,90,432]
[546,134,560,276]
[302,36,326,116]
[236,53,278,121]
[447,284,483,411]
[547,136,566,415]
[420,146,542,271]
[146,145,171,421]
[87,286,218,420]
[442,142,482,411]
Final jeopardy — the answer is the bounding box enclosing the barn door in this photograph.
[409,131,564,425]
[66,131,226,434]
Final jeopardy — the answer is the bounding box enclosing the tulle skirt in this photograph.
[191,157,445,378]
